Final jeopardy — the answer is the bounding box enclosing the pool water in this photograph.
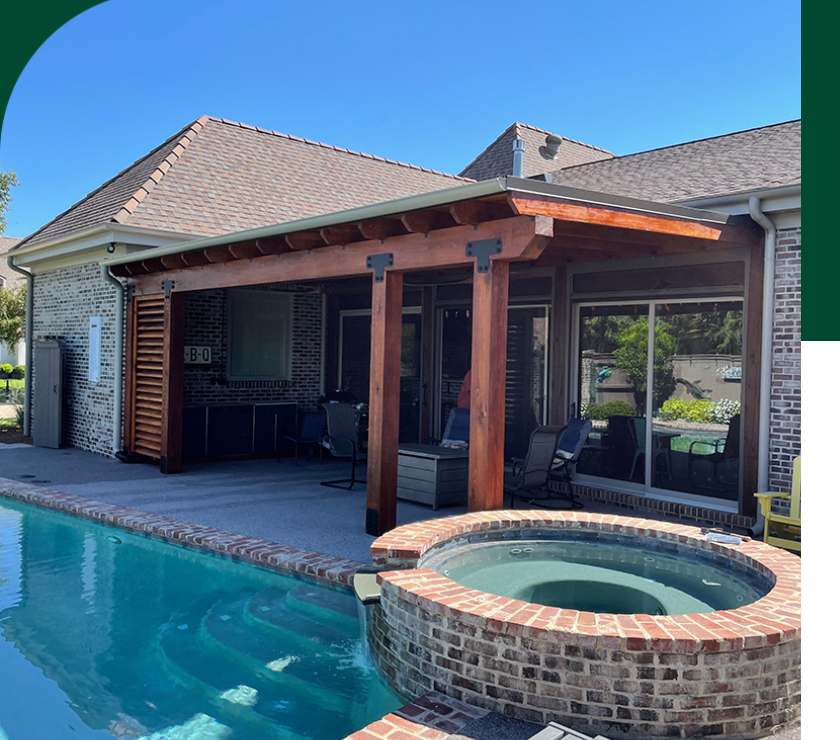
[0,499,403,740]
[430,536,772,615]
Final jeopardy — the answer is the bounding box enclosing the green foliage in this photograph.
[14,405,24,429]
[613,318,677,413]
[582,400,637,421]
[0,164,18,235]
[11,365,24,379]
[658,398,738,424]
[0,363,12,378]
[580,315,634,353]
[0,284,26,352]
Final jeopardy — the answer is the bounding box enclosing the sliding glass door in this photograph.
[574,299,743,503]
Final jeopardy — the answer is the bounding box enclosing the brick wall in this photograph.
[31,262,122,456]
[769,227,801,494]
[183,285,323,409]
[30,264,324,457]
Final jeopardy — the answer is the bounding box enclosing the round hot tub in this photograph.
[368,512,801,740]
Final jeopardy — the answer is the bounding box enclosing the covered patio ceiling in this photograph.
[102,177,763,536]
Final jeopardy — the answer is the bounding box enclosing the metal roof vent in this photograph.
[512,138,525,177]
[544,134,563,158]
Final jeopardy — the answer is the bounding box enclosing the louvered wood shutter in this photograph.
[128,295,165,458]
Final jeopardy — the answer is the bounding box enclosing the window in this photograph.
[227,290,292,380]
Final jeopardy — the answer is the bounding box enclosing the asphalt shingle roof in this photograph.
[548,120,801,203]
[0,236,24,289]
[459,122,613,181]
[18,117,471,248]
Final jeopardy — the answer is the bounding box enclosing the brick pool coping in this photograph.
[372,510,801,655]
[0,476,363,587]
[0,478,491,740]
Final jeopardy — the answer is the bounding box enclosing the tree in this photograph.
[614,317,677,414]
[0,163,19,235]
[0,284,26,352]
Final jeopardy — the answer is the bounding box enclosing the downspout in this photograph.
[101,264,125,455]
[5,254,33,436]
[748,196,776,535]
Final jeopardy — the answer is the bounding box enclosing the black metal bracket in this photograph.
[161,280,175,298]
[366,252,394,282]
[125,284,135,303]
[466,238,502,273]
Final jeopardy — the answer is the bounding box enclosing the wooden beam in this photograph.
[109,264,134,278]
[285,231,327,251]
[128,215,553,296]
[357,218,408,241]
[160,292,186,474]
[366,271,404,535]
[401,209,457,234]
[141,257,166,273]
[509,194,758,246]
[229,241,264,260]
[450,200,514,226]
[320,224,364,246]
[204,245,235,263]
[468,259,510,512]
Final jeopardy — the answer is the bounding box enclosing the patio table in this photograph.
[397,443,469,510]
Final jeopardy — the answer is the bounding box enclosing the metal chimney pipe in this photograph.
[512,138,525,177]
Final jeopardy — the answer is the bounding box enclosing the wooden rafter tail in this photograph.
[181,251,211,267]
[401,209,457,234]
[320,224,364,247]
[204,245,236,263]
[357,217,408,241]
[450,199,515,226]
[228,241,263,260]
[255,236,292,255]
[285,231,327,251]
[160,254,187,270]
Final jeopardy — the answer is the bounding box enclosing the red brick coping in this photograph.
[0,477,362,588]
[369,511,801,738]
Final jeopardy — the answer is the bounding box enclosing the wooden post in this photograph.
[366,271,404,535]
[468,259,510,511]
[160,292,185,474]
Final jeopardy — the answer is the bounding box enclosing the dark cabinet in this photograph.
[182,403,297,460]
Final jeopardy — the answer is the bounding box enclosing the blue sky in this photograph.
[0,0,801,239]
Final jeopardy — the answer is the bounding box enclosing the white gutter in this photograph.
[4,253,33,436]
[101,265,125,455]
[748,196,776,535]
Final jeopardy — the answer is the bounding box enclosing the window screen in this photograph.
[227,290,292,380]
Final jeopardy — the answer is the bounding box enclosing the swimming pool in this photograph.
[0,498,403,740]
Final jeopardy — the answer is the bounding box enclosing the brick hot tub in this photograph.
[368,511,801,740]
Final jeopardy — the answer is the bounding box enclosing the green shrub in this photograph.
[658,398,714,423]
[11,365,24,380]
[582,400,637,421]
[0,363,12,378]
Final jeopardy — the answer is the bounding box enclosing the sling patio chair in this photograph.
[505,425,563,508]
[545,418,593,509]
[320,403,366,490]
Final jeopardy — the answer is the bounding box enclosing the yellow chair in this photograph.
[755,456,801,553]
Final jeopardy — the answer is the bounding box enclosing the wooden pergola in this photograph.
[105,178,763,535]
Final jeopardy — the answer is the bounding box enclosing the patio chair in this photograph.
[543,418,593,509]
[629,417,672,482]
[505,425,563,508]
[320,403,366,490]
[755,455,801,553]
[282,410,326,465]
[688,413,740,491]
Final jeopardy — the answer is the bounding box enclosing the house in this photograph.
[5,116,801,535]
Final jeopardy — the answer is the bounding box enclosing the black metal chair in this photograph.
[688,413,740,492]
[282,410,326,465]
[320,403,366,490]
[505,425,563,508]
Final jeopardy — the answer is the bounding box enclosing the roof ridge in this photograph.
[457,122,518,177]
[111,116,210,224]
[14,116,209,249]
[516,121,614,155]
[207,116,472,182]
[556,119,802,175]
